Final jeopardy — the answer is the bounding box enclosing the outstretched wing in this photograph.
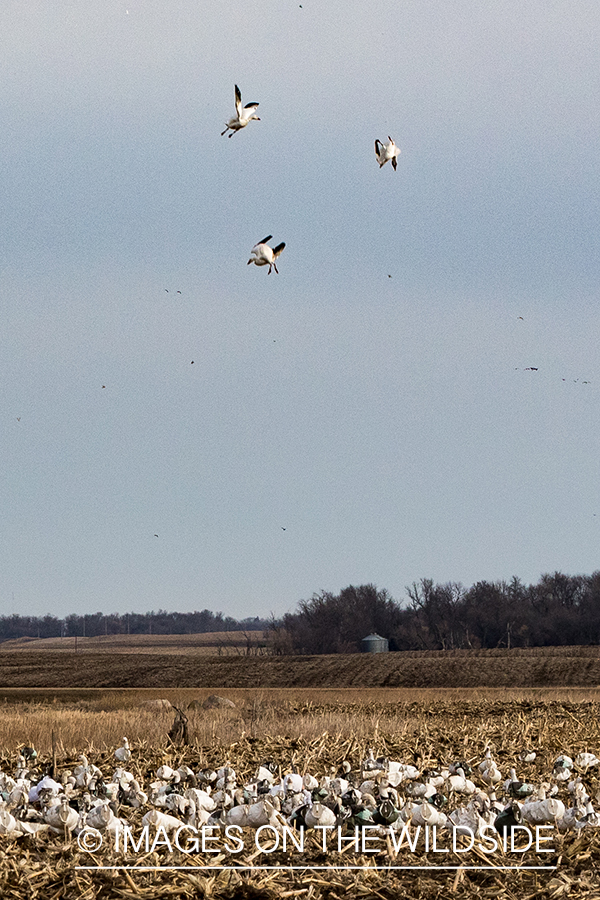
[256,235,273,246]
[375,139,382,157]
[234,84,242,117]
[272,242,286,258]
[243,102,259,111]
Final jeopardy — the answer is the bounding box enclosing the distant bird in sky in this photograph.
[221,85,260,137]
[524,367,538,371]
[375,136,401,170]
[517,316,524,320]
[281,527,286,531]
[247,236,286,274]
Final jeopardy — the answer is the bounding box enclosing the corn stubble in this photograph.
[1,692,600,897]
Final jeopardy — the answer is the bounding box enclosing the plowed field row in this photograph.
[1,647,599,688]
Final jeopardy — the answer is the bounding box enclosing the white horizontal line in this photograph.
[76,865,557,872]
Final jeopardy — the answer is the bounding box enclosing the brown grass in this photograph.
[2,685,600,756]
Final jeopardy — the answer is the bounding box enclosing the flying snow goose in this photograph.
[375,136,401,170]
[221,85,260,137]
[247,236,286,274]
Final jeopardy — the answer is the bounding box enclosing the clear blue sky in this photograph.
[1,1,599,620]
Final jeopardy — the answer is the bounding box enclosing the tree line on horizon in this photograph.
[266,572,600,654]
[0,608,270,643]
[2,570,600,652]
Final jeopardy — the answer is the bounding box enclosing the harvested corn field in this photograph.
[1,692,600,898]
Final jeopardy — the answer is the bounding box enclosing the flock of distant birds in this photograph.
[221,85,401,276]
[2,740,600,842]
[216,86,590,386]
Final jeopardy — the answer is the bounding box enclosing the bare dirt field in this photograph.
[1,639,599,689]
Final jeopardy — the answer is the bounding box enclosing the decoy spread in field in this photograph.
[1,740,600,843]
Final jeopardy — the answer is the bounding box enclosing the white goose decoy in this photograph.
[447,803,487,837]
[45,796,80,833]
[411,801,447,827]
[115,737,131,764]
[575,752,599,773]
[575,800,600,830]
[225,797,284,830]
[305,802,337,829]
[519,749,537,764]
[247,236,286,274]
[127,780,148,809]
[221,84,260,137]
[480,762,502,787]
[0,808,18,835]
[478,747,495,775]
[374,136,401,171]
[447,767,476,796]
[86,801,117,832]
[142,808,185,833]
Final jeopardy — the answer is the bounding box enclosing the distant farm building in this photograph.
[361,633,389,653]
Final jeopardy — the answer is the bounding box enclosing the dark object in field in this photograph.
[494,801,523,839]
[168,705,190,746]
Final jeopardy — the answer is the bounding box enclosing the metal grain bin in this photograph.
[361,633,389,653]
